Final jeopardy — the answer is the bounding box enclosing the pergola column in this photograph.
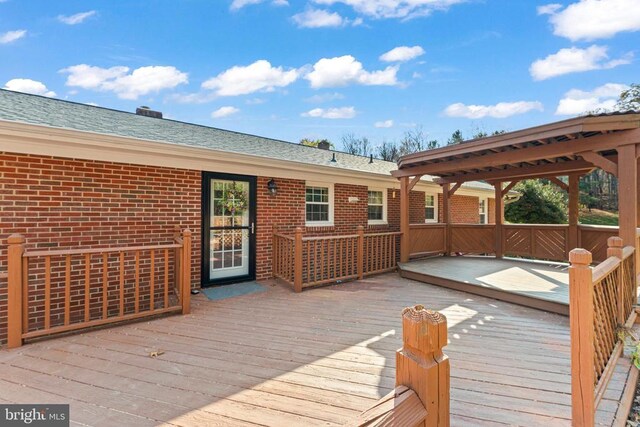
[568,175,580,251]
[617,144,637,247]
[400,176,410,263]
[442,183,451,255]
[494,182,503,258]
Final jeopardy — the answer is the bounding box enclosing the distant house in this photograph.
[0,89,495,287]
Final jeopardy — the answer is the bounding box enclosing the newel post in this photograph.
[607,236,625,325]
[294,227,303,293]
[7,234,25,349]
[357,226,364,280]
[569,248,594,427]
[181,229,192,315]
[396,305,450,427]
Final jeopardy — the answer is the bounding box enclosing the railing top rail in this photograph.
[579,224,619,231]
[622,246,635,260]
[503,223,569,229]
[303,234,359,242]
[273,233,295,241]
[364,231,403,237]
[23,243,183,258]
[409,223,446,227]
[450,223,496,227]
[592,256,620,284]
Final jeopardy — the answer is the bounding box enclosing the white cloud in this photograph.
[304,92,345,103]
[542,0,640,41]
[555,83,628,115]
[246,97,266,105]
[57,11,96,25]
[537,3,562,15]
[312,0,466,19]
[444,101,543,119]
[230,0,288,10]
[0,29,26,44]
[211,106,240,118]
[3,78,56,97]
[374,119,394,128]
[529,45,631,80]
[202,60,298,96]
[302,106,356,119]
[306,55,398,88]
[380,45,425,62]
[292,9,346,28]
[61,64,188,100]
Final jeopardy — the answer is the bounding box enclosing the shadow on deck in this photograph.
[399,256,571,316]
[0,273,633,426]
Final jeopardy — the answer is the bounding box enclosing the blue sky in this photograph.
[1,0,638,150]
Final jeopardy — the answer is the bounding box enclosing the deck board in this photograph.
[0,273,630,426]
[400,256,571,315]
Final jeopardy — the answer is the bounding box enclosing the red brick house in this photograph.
[0,89,495,289]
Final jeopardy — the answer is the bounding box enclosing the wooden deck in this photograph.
[400,256,571,315]
[0,273,634,426]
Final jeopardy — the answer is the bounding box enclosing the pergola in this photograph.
[393,112,640,263]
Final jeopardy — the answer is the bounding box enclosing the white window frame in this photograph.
[424,192,438,223]
[305,182,334,227]
[367,188,388,225]
[479,197,488,224]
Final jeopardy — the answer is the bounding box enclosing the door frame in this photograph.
[201,171,258,287]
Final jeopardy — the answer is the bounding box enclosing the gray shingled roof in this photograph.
[0,89,493,191]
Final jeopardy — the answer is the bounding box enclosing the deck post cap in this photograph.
[569,248,592,265]
[607,236,623,247]
[7,234,25,244]
[401,305,447,353]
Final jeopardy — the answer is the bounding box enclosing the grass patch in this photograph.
[579,208,618,226]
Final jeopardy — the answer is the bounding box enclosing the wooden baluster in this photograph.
[119,251,124,317]
[102,253,108,319]
[164,248,169,309]
[294,228,303,292]
[65,254,71,326]
[84,253,91,323]
[45,256,51,329]
[7,234,25,348]
[357,226,364,280]
[134,250,140,314]
[320,237,325,283]
[606,236,625,324]
[396,305,450,427]
[181,229,192,315]
[22,256,29,335]
[569,248,595,427]
[150,249,155,312]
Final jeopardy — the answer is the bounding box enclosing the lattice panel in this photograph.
[592,271,619,384]
[580,228,617,263]
[621,256,635,321]
[451,226,495,254]
[533,229,567,261]
[504,227,532,256]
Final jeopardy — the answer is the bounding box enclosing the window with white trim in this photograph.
[479,198,488,224]
[367,189,387,224]
[425,194,438,223]
[305,184,334,226]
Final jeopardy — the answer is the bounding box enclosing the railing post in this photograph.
[181,229,192,315]
[272,224,278,279]
[7,234,25,349]
[357,226,364,280]
[396,305,450,427]
[294,227,303,293]
[569,248,594,427]
[607,236,626,325]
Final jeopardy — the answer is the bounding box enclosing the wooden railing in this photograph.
[504,224,568,261]
[569,237,637,426]
[350,305,449,426]
[272,226,401,292]
[6,229,192,348]
[451,224,495,254]
[579,225,619,263]
[408,224,446,258]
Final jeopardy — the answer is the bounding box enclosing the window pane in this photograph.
[368,205,383,220]
[425,195,434,207]
[368,191,383,205]
[306,203,329,222]
[425,207,435,220]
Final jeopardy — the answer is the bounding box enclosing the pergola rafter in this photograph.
[396,112,640,264]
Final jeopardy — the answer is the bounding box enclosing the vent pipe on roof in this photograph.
[136,106,163,119]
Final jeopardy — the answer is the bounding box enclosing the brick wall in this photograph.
[0,152,201,344]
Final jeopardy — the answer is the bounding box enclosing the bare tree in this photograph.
[341,133,372,156]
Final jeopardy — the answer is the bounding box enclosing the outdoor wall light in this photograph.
[267,179,278,195]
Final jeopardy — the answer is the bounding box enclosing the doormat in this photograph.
[201,281,267,301]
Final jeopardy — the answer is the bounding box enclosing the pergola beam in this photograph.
[578,151,618,176]
[392,128,640,178]
[547,176,569,192]
[408,175,423,192]
[436,159,597,184]
[501,180,519,197]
